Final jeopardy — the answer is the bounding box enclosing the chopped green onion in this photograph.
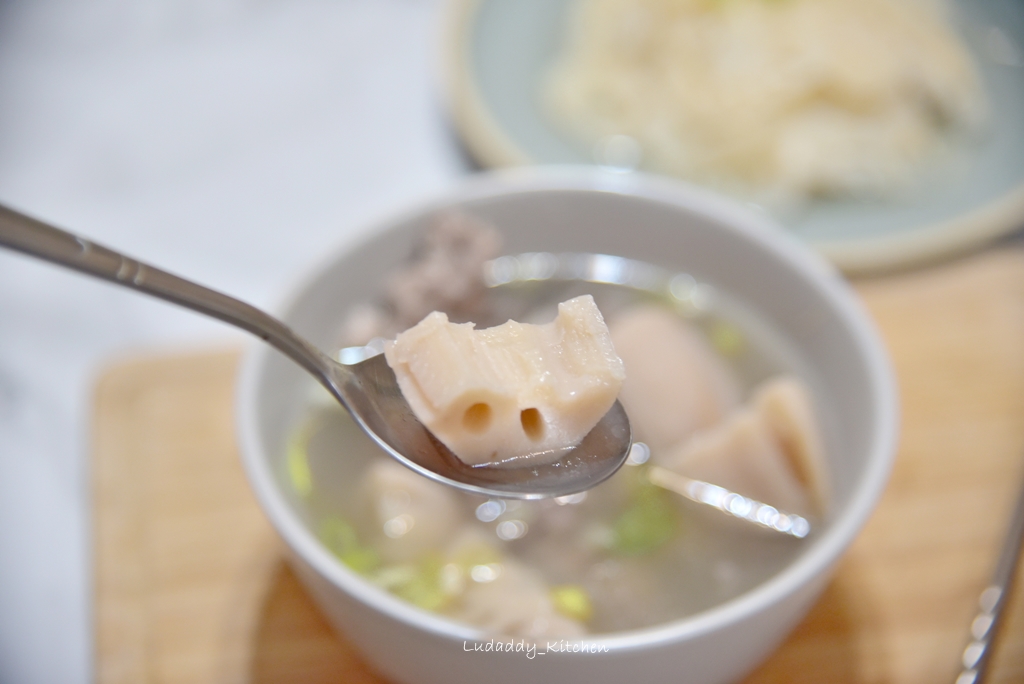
[319,518,379,575]
[371,564,419,589]
[551,585,594,622]
[710,321,744,357]
[388,556,450,612]
[611,479,678,556]
[286,422,313,498]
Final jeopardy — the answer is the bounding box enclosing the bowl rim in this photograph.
[441,0,1024,276]
[236,167,900,652]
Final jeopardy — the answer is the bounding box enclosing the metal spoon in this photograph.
[647,464,811,538]
[0,203,631,500]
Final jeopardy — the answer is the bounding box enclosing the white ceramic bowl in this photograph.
[237,168,899,684]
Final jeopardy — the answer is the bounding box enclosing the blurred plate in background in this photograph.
[445,0,1024,273]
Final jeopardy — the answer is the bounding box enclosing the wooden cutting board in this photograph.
[94,247,1024,684]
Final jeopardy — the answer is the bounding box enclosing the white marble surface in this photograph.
[0,1,467,681]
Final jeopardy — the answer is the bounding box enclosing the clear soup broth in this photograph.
[286,253,829,637]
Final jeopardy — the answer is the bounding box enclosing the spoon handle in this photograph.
[953,467,1024,684]
[0,202,336,383]
[647,464,811,538]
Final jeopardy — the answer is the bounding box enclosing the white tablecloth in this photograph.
[0,1,465,681]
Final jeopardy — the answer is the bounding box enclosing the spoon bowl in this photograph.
[0,202,631,499]
[327,353,631,498]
